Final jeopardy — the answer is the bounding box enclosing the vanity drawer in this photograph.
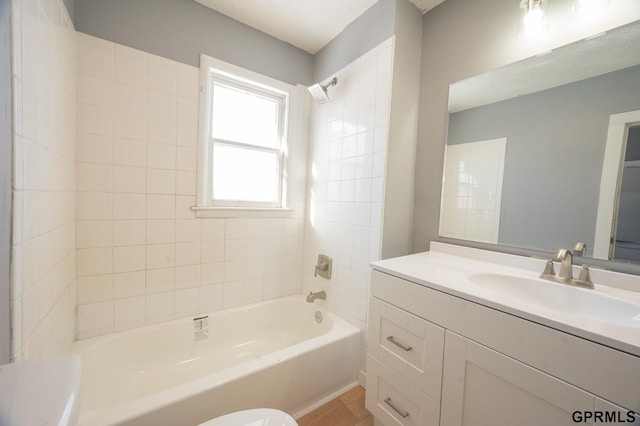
[366,354,440,426]
[368,298,445,401]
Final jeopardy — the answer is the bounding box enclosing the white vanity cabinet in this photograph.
[366,268,640,426]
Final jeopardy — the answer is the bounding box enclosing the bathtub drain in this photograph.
[315,310,323,323]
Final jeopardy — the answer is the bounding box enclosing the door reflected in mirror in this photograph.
[613,126,640,262]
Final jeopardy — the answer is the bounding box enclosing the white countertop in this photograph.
[371,243,640,357]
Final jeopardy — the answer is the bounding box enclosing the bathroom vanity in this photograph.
[365,243,640,426]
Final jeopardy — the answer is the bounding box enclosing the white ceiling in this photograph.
[194,0,446,54]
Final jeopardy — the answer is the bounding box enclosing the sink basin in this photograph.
[468,273,640,327]
[0,355,81,426]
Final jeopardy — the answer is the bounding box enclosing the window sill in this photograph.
[191,206,295,218]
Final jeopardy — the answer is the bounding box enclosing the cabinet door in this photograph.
[440,331,596,426]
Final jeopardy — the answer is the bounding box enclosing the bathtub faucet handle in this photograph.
[314,262,328,277]
[314,254,332,279]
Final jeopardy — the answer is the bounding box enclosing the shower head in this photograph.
[308,77,338,104]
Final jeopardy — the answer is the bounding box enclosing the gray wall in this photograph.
[381,0,422,258]
[63,0,74,24]
[414,0,525,253]
[312,0,396,83]
[1,0,12,364]
[447,65,640,252]
[74,0,313,86]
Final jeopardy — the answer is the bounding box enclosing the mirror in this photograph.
[441,20,640,264]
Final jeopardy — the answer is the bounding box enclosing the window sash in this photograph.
[207,73,286,208]
[210,139,283,207]
[211,80,282,149]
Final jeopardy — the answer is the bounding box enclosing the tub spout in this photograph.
[306,291,326,303]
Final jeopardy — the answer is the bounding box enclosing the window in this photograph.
[195,55,293,217]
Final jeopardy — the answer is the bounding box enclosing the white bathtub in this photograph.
[69,295,361,426]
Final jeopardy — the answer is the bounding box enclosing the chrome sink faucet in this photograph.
[539,248,594,289]
[556,248,573,280]
[306,291,326,303]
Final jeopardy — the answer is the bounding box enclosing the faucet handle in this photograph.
[314,255,332,279]
[578,265,592,283]
[573,242,587,257]
[541,259,555,276]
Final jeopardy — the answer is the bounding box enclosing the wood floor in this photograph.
[297,386,373,426]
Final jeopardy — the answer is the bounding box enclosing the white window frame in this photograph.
[194,54,295,218]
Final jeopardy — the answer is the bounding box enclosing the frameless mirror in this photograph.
[441,20,640,264]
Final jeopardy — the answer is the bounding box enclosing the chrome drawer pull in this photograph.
[384,397,409,418]
[387,335,412,352]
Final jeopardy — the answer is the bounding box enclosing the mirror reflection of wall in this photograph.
[614,126,640,262]
[440,138,506,244]
[444,60,640,259]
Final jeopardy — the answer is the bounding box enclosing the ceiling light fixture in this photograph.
[520,0,549,39]
[572,0,610,20]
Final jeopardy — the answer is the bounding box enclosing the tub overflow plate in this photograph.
[315,310,323,323]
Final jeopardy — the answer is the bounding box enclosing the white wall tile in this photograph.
[115,53,147,86]
[147,62,177,94]
[113,138,146,167]
[114,111,146,141]
[74,36,309,337]
[177,67,199,99]
[113,245,145,273]
[146,244,175,269]
[77,133,112,164]
[146,268,175,294]
[146,142,176,170]
[146,292,174,322]
[114,271,146,299]
[77,220,112,249]
[146,169,176,195]
[174,288,198,318]
[114,296,146,328]
[77,248,113,276]
[113,220,145,246]
[115,83,147,113]
[77,43,114,80]
[303,39,394,375]
[77,274,113,304]
[175,264,200,289]
[77,104,113,136]
[113,193,146,219]
[146,194,175,219]
[176,242,201,266]
[78,301,114,332]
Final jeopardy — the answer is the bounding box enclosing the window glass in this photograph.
[212,144,280,203]
[211,82,280,149]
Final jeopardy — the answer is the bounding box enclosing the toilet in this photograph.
[199,408,298,426]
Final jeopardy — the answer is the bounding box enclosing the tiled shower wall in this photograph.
[75,33,309,338]
[10,0,77,359]
[303,38,394,374]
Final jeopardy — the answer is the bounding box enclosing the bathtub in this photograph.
[69,295,361,426]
